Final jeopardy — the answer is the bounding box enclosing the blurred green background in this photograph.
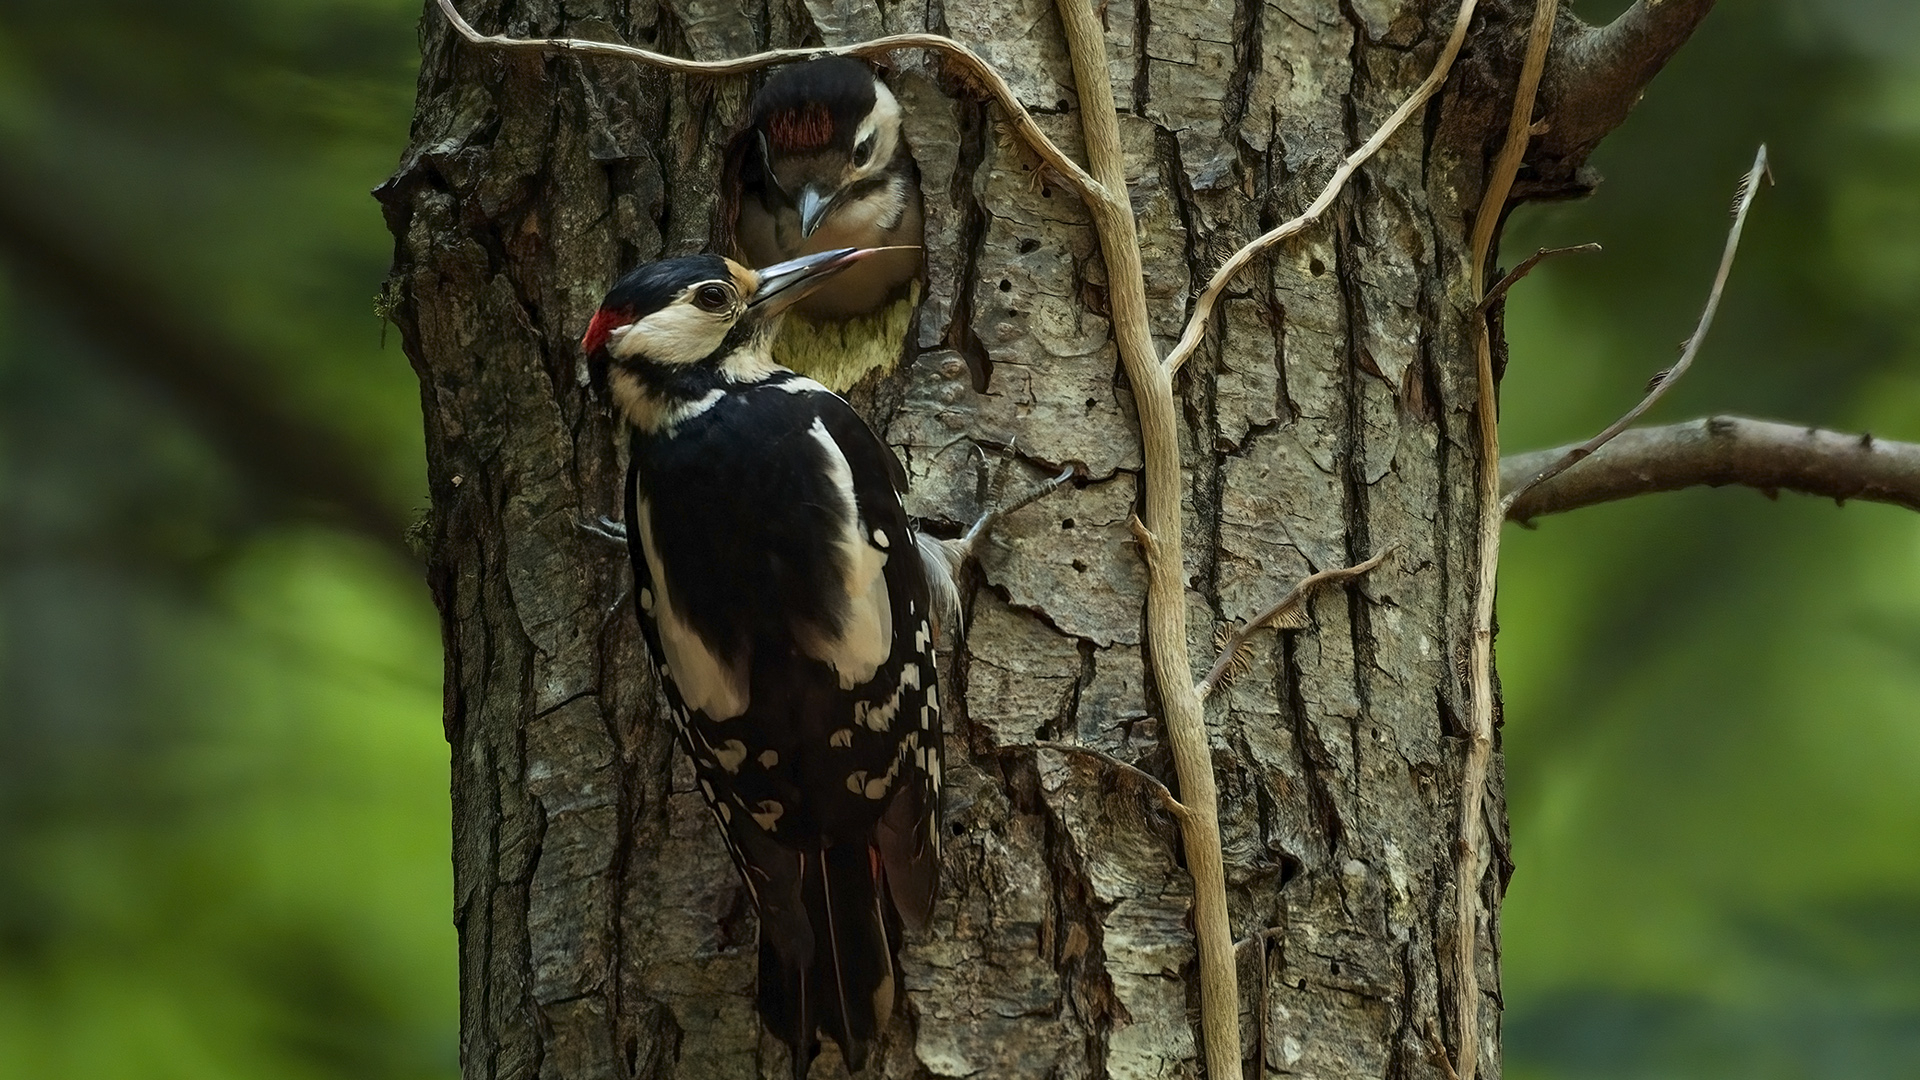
[0,1,1913,1077]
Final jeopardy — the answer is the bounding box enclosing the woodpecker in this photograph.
[729,58,925,392]
[583,248,944,1077]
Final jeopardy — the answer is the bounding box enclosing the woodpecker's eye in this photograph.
[694,284,732,312]
[852,135,875,168]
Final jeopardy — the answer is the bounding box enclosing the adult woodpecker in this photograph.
[582,248,945,1077]
[728,57,925,392]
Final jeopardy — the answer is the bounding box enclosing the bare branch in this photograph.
[1196,549,1393,701]
[1021,742,1194,826]
[1456,0,1559,1075]
[1502,146,1770,513]
[1424,1020,1465,1080]
[1533,0,1719,188]
[0,167,415,558]
[1476,242,1602,313]
[432,0,1102,203]
[1163,0,1482,377]
[1049,0,1246,1072]
[1502,417,1920,520]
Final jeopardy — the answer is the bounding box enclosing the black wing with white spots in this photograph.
[621,371,940,1076]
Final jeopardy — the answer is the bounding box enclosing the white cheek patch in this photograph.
[608,296,731,366]
[830,173,911,236]
[794,418,892,689]
[636,498,751,720]
[852,79,902,179]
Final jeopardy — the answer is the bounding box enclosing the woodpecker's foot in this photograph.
[946,464,1076,564]
[579,515,628,551]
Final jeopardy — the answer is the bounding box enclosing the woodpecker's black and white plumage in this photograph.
[728,58,925,392]
[583,248,945,1077]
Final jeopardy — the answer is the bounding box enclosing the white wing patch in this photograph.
[797,418,893,689]
[636,497,751,720]
[776,376,833,395]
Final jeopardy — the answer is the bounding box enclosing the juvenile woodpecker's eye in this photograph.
[852,135,875,168]
[694,284,732,312]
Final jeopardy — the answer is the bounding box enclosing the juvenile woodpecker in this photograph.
[729,58,925,392]
[583,248,944,1077]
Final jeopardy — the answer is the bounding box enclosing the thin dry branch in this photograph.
[1456,1,1559,1076]
[1502,146,1770,513]
[1048,0,1245,1073]
[1059,0,1486,1071]
[432,0,1102,202]
[1025,741,1194,825]
[1163,0,1482,378]
[1197,549,1393,701]
[1476,243,1602,313]
[1502,417,1920,520]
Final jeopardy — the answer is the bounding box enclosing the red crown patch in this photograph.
[766,104,834,151]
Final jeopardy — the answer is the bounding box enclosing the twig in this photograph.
[1500,146,1770,513]
[1501,416,1920,519]
[1055,0,1490,1072]
[1456,1,1559,1077]
[432,0,1102,203]
[1475,243,1603,313]
[1162,0,1484,377]
[1424,1020,1464,1080]
[1233,926,1286,956]
[1048,0,1246,1073]
[1196,549,1393,701]
[1026,741,1193,825]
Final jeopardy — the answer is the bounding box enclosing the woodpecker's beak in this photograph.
[748,248,873,317]
[796,186,833,238]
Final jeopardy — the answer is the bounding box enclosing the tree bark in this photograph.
[381,0,1545,1075]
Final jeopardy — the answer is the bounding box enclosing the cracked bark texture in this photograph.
[382,0,1544,1075]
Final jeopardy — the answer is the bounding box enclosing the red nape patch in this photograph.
[582,308,629,356]
[766,103,834,151]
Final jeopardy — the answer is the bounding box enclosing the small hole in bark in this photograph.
[1041,186,1053,198]
[999,279,1012,292]
[1278,852,1304,886]
[1018,238,1040,254]
[950,821,964,837]
[1071,559,1088,573]
[1061,518,1076,530]
[1310,257,1327,276]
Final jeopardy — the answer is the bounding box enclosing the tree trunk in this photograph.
[381,0,1531,1075]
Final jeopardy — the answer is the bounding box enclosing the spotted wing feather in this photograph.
[621,373,942,1070]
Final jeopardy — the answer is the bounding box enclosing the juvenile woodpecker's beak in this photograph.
[796,186,833,238]
[748,248,873,317]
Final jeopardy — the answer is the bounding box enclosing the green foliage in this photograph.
[0,0,452,1077]
[1499,2,1920,1075]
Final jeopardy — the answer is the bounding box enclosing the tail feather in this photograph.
[758,930,816,1079]
[758,845,899,1077]
[874,770,940,930]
